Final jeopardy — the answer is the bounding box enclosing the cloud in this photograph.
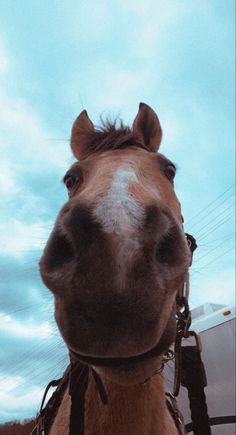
[0,87,69,171]
[0,38,70,204]
[124,1,187,59]
[0,37,69,258]
[0,328,68,422]
[0,40,69,422]
[0,162,19,194]
[0,251,52,318]
[0,312,67,422]
[0,313,53,339]
[0,219,50,257]
[0,375,47,422]
[93,65,153,117]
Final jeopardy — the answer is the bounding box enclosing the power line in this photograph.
[197,232,235,247]
[1,341,65,381]
[192,246,235,274]
[186,191,235,231]
[197,212,235,242]
[185,184,235,226]
[193,203,235,236]
[0,304,46,315]
[194,235,235,263]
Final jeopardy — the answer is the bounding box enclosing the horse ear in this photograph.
[132,103,162,152]
[71,110,94,160]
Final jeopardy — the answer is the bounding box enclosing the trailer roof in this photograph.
[191,303,235,332]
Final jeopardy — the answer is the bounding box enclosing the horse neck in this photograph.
[49,365,178,435]
[85,369,178,435]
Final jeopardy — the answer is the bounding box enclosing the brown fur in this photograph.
[41,104,189,434]
[70,103,162,161]
[49,370,177,435]
[50,386,71,435]
[85,370,177,435]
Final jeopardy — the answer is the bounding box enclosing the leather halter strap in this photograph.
[177,233,197,305]
[173,234,211,435]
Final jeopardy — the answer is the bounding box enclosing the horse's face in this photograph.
[40,104,190,383]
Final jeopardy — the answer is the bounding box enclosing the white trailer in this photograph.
[165,303,236,434]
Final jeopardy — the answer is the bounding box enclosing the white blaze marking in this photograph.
[94,168,144,287]
[95,169,142,233]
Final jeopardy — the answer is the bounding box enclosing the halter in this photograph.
[31,232,211,435]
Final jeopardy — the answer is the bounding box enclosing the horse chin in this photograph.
[93,356,163,385]
[71,312,176,385]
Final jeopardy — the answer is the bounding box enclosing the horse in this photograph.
[39,103,191,435]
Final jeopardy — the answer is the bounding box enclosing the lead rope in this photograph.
[69,361,89,435]
[164,291,191,435]
[173,234,211,435]
[163,236,195,435]
[174,299,211,435]
[69,353,108,435]
[29,360,108,435]
[180,340,211,435]
[30,366,71,435]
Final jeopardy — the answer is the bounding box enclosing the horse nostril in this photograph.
[155,225,185,267]
[42,232,75,272]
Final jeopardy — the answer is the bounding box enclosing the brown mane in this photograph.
[72,119,148,160]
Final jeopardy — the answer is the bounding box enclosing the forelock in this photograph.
[78,119,148,160]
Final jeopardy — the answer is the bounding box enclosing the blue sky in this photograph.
[0,0,235,422]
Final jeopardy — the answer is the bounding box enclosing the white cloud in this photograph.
[0,87,69,170]
[0,312,53,339]
[0,375,44,422]
[0,219,49,256]
[0,38,68,260]
[161,111,185,151]
[118,0,188,59]
[0,38,70,186]
[92,65,153,118]
[0,376,23,392]
[0,161,19,194]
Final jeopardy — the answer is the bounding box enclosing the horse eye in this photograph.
[165,164,176,182]
[63,167,84,193]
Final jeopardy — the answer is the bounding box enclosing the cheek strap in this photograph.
[177,233,197,306]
